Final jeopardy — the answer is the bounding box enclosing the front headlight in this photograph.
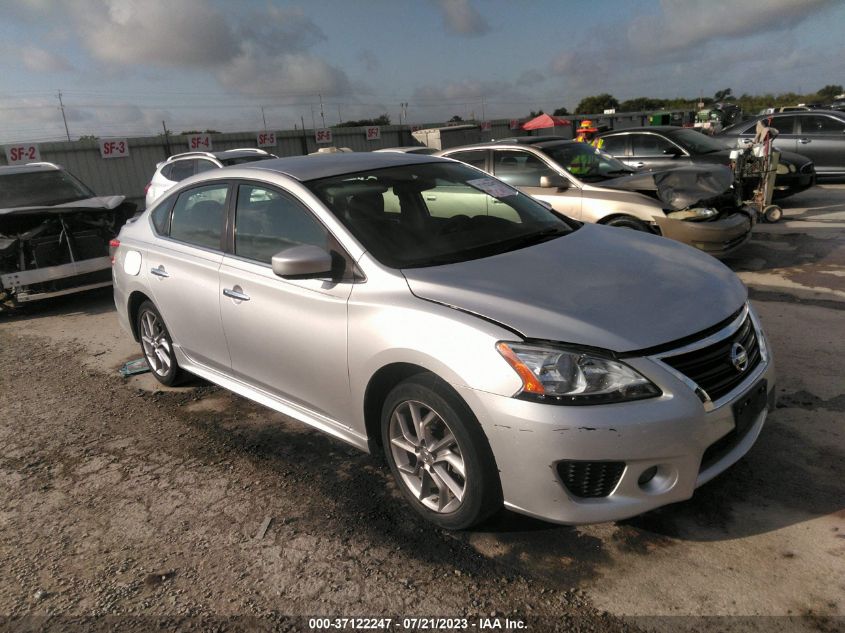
[496,342,661,404]
[666,207,719,221]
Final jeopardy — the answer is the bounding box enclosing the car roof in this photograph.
[762,109,845,118]
[233,151,443,181]
[491,135,568,144]
[0,162,62,174]
[439,140,580,152]
[599,127,683,135]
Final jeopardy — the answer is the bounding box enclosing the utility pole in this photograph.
[481,95,486,122]
[260,106,267,131]
[337,104,342,125]
[57,89,70,141]
[161,120,171,157]
[318,94,326,128]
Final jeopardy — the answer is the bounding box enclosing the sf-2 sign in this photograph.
[99,139,129,159]
[187,134,212,151]
[5,143,40,165]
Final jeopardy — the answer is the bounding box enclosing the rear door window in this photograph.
[769,116,797,134]
[444,150,487,170]
[167,160,196,182]
[169,184,229,250]
[598,134,627,156]
[630,134,676,156]
[491,150,557,187]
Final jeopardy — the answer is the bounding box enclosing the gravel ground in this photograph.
[0,331,639,633]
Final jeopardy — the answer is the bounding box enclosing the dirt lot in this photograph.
[1,185,844,633]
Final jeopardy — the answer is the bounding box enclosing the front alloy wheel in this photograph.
[381,375,501,529]
[388,399,466,513]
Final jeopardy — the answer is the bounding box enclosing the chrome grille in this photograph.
[661,314,761,401]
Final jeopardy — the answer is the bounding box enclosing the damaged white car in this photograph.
[0,162,136,310]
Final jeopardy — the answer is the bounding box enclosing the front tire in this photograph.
[136,301,183,386]
[604,215,651,231]
[381,374,502,530]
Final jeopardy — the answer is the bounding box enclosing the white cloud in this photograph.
[72,0,239,67]
[628,0,836,54]
[216,48,352,99]
[15,45,72,72]
[435,0,490,36]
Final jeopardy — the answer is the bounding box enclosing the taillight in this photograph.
[109,239,120,264]
[144,182,151,195]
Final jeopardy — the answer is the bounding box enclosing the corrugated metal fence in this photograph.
[0,111,678,210]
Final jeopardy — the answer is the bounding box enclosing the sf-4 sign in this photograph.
[187,134,212,151]
[99,139,129,158]
[365,126,381,141]
[5,143,40,165]
[257,132,276,147]
[315,128,332,144]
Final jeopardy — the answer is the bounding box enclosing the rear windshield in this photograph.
[306,161,576,269]
[0,169,95,208]
[665,128,728,153]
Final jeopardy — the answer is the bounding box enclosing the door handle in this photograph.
[150,266,169,278]
[425,194,437,200]
[798,138,811,144]
[632,162,645,168]
[223,287,250,302]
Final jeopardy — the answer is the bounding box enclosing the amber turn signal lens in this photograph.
[496,342,545,395]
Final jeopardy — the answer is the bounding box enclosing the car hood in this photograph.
[0,195,127,216]
[402,224,746,353]
[598,165,733,210]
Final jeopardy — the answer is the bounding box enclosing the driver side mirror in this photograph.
[540,174,569,190]
[271,244,333,279]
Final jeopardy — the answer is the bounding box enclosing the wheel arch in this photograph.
[127,290,154,341]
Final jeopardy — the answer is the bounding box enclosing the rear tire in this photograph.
[604,215,651,232]
[763,205,783,223]
[381,374,501,530]
[136,301,183,386]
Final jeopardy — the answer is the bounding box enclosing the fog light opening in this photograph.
[638,466,658,486]
[638,464,677,495]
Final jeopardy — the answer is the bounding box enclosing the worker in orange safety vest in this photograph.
[575,120,604,149]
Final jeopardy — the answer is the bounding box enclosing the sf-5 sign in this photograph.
[99,139,129,158]
[257,132,276,147]
[5,143,40,165]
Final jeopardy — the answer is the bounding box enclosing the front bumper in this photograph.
[654,209,754,257]
[459,310,775,525]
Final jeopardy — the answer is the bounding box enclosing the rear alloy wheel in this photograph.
[605,215,650,231]
[136,301,182,386]
[381,375,501,529]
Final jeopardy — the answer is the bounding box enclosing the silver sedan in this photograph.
[112,152,775,529]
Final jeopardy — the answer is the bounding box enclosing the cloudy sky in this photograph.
[0,0,842,142]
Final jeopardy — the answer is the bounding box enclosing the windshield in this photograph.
[306,162,576,268]
[0,169,96,208]
[539,143,633,182]
[666,128,728,153]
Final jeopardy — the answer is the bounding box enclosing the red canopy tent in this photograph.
[521,113,571,130]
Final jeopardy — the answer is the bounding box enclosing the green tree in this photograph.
[336,113,391,127]
[528,109,545,117]
[574,94,619,114]
[449,115,464,122]
[552,107,568,116]
[816,84,844,102]
[619,97,666,112]
[714,88,734,101]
